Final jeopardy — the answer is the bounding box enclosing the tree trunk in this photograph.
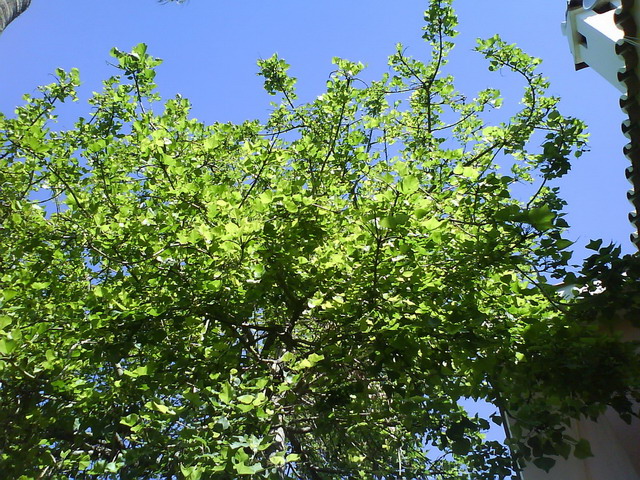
[0,0,32,34]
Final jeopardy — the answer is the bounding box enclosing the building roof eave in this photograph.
[616,0,640,249]
[564,0,640,250]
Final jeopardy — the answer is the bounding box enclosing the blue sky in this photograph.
[1,0,634,261]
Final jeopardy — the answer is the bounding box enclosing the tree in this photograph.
[0,0,185,34]
[0,2,637,478]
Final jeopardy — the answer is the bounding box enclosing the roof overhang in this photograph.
[563,0,640,250]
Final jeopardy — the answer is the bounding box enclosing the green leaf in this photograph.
[399,175,420,194]
[0,339,17,355]
[380,214,410,229]
[0,316,13,330]
[120,414,140,427]
[180,464,203,480]
[219,383,233,404]
[451,438,471,456]
[2,290,18,302]
[574,438,593,459]
[203,137,219,150]
[280,352,296,363]
[124,365,149,378]
[296,352,325,370]
[234,462,263,475]
[147,401,175,415]
[283,199,298,213]
[533,457,556,472]
[269,454,286,466]
[527,205,555,231]
[78,454,91,470]
[237,394,255,405]
[414,208,429,219]
[259,191,274,204]
[585,239,603,251]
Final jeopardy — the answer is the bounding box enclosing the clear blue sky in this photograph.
[1,0,634,261]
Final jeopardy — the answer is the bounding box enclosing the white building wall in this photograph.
[520,320,640,480]
[563,4,626,92]
[521,411,640,480]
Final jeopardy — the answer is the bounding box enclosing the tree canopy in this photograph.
[1,2,639,479]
